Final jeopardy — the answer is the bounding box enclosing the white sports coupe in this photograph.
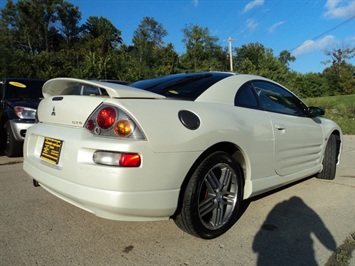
[23,72,342,239]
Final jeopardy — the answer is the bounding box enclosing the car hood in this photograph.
[43,78,166,99]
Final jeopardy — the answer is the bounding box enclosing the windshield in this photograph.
[130,72,234,100]
[4,79,45,100]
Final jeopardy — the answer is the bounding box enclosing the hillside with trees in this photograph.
[1,0,354,98]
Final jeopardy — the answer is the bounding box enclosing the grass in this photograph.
[325,232,355,266]
[304,94,355,135]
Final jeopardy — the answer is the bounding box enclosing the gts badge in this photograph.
[72,121,83,126]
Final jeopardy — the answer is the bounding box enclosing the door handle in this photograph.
[275,124,286,130]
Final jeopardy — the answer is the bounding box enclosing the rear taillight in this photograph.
[85,104,145,140]
[97,107,116,129]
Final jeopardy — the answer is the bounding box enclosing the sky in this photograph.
[3,0,355,73]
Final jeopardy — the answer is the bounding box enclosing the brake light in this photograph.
[97,107,116,129]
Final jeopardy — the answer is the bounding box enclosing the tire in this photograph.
[316,134,338,180]
[4,121,23,157]
[174,151,243,239]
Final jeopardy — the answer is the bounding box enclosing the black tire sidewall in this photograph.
[185,151,243,239]
[317,135,337,180]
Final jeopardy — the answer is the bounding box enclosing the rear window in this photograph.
[130,72,233,100]
[5,79,45,100]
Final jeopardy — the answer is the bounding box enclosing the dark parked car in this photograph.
[0,78,46,157]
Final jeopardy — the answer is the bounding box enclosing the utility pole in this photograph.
[225,36,237,72]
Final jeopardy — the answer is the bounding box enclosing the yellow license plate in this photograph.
[40,137,63,165]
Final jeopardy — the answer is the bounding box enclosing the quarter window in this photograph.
[234,82,261,109]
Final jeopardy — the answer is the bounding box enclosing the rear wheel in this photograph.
[316,134,338,180]
[174,152,243,239]
[4,121,23,157]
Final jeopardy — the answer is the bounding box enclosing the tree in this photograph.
[79,16,122,79]
[130,17,177,80]
[56,1,81,49]
[293,72,330,98]
[181,24,227,72]
[322,45,355,95]
[234,42,290,85]
[0,0,82,78]
[278,50,295,68]
[234,42,268,72]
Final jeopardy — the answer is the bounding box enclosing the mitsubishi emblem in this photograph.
[51,106,56,116]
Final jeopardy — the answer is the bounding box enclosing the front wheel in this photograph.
[316,134,338,180]
[174,152,243,239]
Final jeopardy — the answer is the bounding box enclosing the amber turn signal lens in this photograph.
[114,120,133,137]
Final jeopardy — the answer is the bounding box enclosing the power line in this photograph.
[289,16,355,52]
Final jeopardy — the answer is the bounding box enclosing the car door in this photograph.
[252,80,324,176]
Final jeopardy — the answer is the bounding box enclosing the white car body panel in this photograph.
[269,111,324,176]
[23,74,342,222]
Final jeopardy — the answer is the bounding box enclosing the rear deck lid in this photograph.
[38,96,105,127]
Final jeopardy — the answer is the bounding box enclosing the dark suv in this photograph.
[0,78,46,157]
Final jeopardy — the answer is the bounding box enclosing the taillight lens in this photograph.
[119,153,141,167]
[114,120,133,137]
[85,104,145,140]
[97,107,116,129]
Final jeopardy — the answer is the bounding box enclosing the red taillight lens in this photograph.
[86,119,95,131]
[119,153,141,167]
[97,107,116,129]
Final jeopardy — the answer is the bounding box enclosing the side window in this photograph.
[252,81,306,116]
[234,82,261,109]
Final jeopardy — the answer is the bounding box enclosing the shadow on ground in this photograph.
[251,196,336,266]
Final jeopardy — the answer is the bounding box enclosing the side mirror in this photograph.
[308,106,325,118]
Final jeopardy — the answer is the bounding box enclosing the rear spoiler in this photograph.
[42,78,165,99]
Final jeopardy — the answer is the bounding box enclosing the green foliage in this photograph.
[0,0,354,91]
[322,46,355,95]
[304,94,355,134]
[325,232,355,266]
[181,24,228,72]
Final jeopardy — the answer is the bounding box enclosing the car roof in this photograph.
[194,74,257,104]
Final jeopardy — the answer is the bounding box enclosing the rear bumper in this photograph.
[24,160,179,221]
[23,123,201,221]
